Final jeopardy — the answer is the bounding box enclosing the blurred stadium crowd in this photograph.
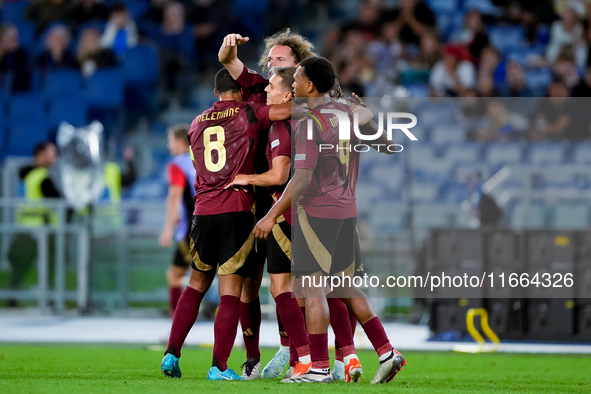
[2,0,591,221]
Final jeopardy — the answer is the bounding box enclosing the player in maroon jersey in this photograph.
[253,57,406,384]
[219,30,319,379]
[160,68,292,380]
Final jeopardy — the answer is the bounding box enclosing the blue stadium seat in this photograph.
[524,67,552,95]
[488,25,525,53]
[8,92,46,122]
[571,142,591,164]
[504,44,545,65]
[0,116,6,156]
[355,182,389,207]
[527,142,566,165]
[445,143,481,164]
[0,1,28,23]
[552,203,590,229]
[453,163,491,183]
[123,45,159,85]
[411,181,442,203]
[368,207,407,232]
[463,0,502,15]
[85,69,124,108]
[406,83,429,98]
[6,119,50,156]
[45,69,84,98]
[427,0,458,13]
[14,21,35,50]
[368,164,404,193]
[508,202,547,228]
[441,181,468,204]
[485,142,524,166]
[430,124,467,147]
[126,0,150,19]
[48,96,88,128]
[435,11,464,41]
[408,144,436,167]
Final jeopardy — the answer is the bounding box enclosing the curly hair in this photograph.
[258,28,317,72]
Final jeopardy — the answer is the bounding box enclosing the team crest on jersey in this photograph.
[271,139,280,149]
[247,68,257,74]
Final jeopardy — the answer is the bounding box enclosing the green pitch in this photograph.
[0,345,589,393]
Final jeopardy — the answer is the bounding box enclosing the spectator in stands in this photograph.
[150,2,192,92]
[475,98,529,142]
[25,0,73,36]
[478,46,505,86]
[35,25,77,74]
[100,3,138,59]
[533,78,589,140]
[388,0,435,45]
[336,60,366,98]
[429,45,475,97]
[396,30,440,86]
[546,2,587,67]
[368,18,403,74]
[0,24,31,93]
[450,9,490,61]
[552,45,581,89]
[497,61,535,97]
[571,51,591,97]
[68,0,110,30]
[76,28,117,78]
[476,71,497,97]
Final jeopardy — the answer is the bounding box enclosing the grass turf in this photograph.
[0,345,590,393]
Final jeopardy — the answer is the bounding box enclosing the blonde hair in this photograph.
[258,28,317,72]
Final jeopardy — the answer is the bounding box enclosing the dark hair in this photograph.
[167,123,190,144]
[111,3,128,14]
[270,66,296,92]
[214,68,241,94]
[299,56,337,94]
[33,142,52,157]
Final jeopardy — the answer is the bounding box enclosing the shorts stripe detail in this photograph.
[332,260,355,278]
[272,222,292,260]
[189,237,213,271]
[218,221,255,276]
[297,205,332,273]
[178,239,192,264]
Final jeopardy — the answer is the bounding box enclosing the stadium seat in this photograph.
[524,67,552,95]
[485,142,524,166]
[435,11,464,41]
[463,0,502,15]
[508,202,546,228]
[48,96,88,128]
[488,25,525,53]
[45,69,84,98]
[123,45,159,85]
[368,164,404,193]
[0,116,6,156]
[552,203,590,229]
[6,119,50,156]
[0,1,28,23]
[527,142,566,165]
[445,143,481,164]
[441,181,468,204]
[14,21,35,50]
[571,142,591,164]
[368,206,407,232]
[125,0,150,19]
[85,69,124,108]
[406,83,429,98]
[411,181,442,203]
[427,0,458,13]
[8,92,46,122]
[430,124,467,147]
[356,182,389,207]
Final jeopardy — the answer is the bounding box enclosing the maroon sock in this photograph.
[309,333,330,369]
[212,295,240,370]
[362,316,392,357]
[169,286,182,317]
[166,287,204,357]
[289,340,298,366]
[349,313,358,334]
[240,297,261,360]
[327,295,355,356]
[276,304,290,347]
[275,292,309,356]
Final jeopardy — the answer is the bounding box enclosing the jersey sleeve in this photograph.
[168,163,186,187]
[245,102,272,131]
[236,65,268,103]
[269,121,292,160]
[294,119,319,170]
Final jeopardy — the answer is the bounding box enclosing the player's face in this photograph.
[265,74,290,105]
[267,45,297,69]
[167,134,182,155]
[293,66,310,98]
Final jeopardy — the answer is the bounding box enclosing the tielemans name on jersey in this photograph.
[197,108,240,122]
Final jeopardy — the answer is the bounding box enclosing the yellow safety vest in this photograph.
[16,167,58,227]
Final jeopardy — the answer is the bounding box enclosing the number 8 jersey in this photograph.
[188,100,273,215]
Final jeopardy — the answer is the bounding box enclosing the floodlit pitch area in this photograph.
[1,346,589,393]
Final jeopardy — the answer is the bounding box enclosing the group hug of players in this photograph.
[159,29,406,384]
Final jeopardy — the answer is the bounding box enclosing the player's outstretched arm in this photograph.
[268,101,293,122]
[219,33,249,80]
[253,169,313,240]
[226,156,290,189]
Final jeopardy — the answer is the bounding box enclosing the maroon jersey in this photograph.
[189,100,272,215]
[294,100,359,219]
[265,119,295,225]
[236,65,268,104]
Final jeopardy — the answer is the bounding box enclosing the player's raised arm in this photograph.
[219,33,249,80]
